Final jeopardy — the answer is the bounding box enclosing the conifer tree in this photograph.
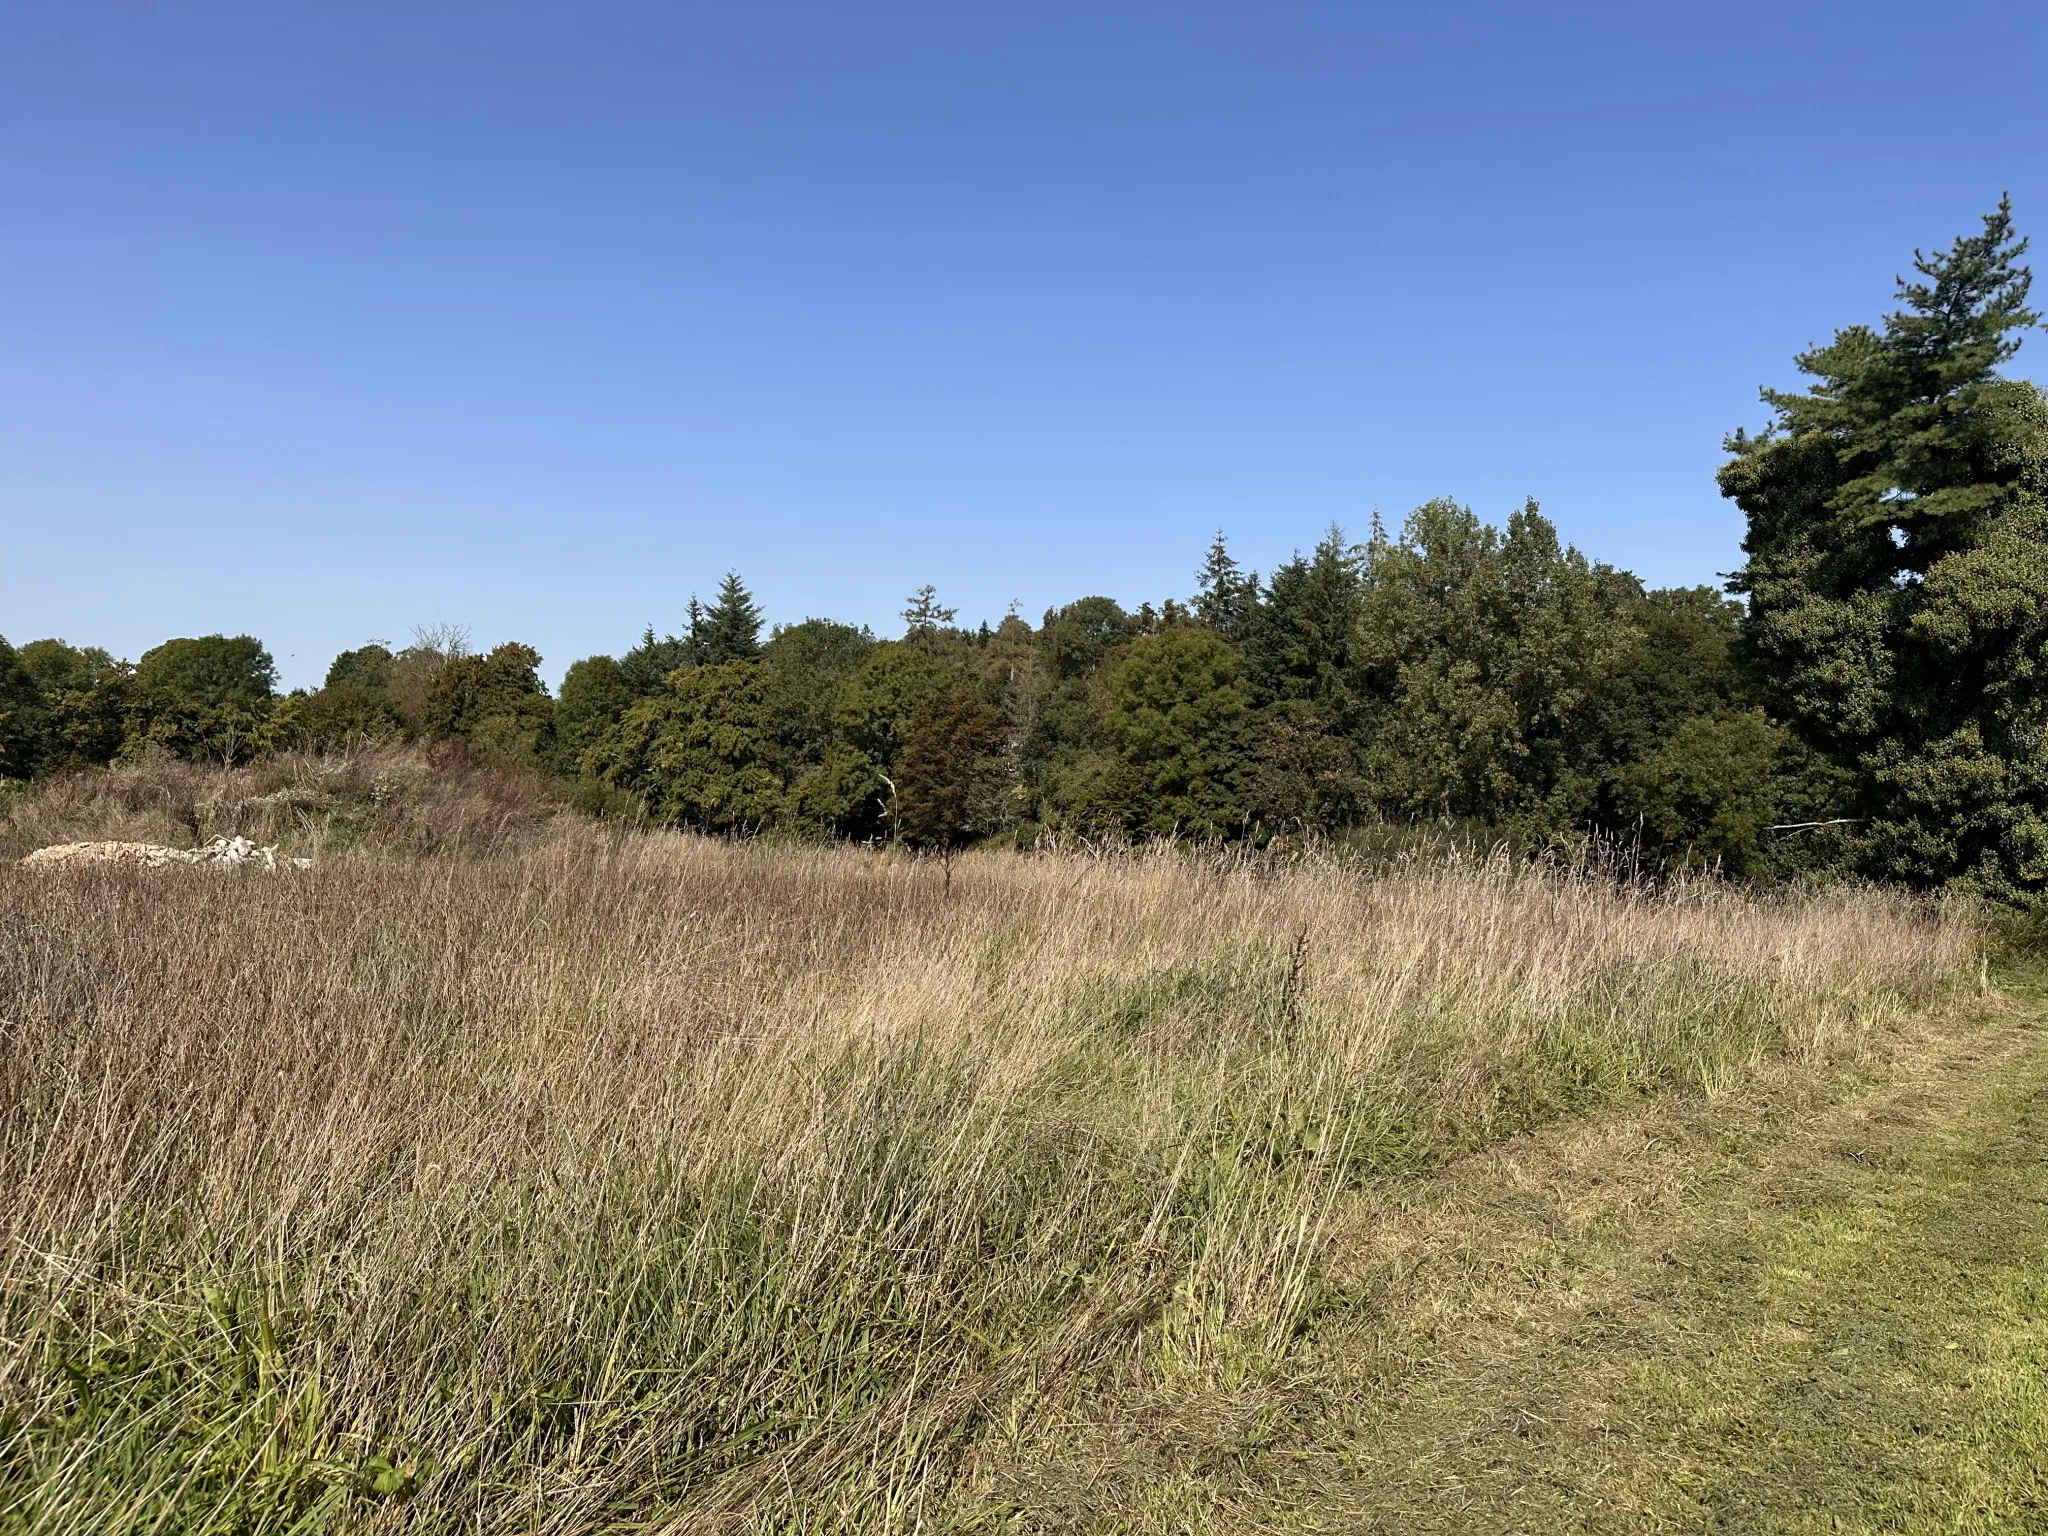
[1242,526,1363,732]
[1722,200,2048,896]
[1193,533,1257,639]
[901,585,958,639]
[619,625,690,695]
[697,572,764,665]
[895,688,1011,883]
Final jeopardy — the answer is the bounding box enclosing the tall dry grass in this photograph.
[0,829,1974,1532]
[0,743,563,863]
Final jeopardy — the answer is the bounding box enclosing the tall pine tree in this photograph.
[1192,532,1257,639]
[1722,200,2048,897]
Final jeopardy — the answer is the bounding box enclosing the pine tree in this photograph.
[1722,199,2048,896]
[1193,532,1257,639]
[1241,526,1363,732]
[697,573,764,665]
[901,585,958,639]
[619,624,696,695]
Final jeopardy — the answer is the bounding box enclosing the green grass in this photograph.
[1034,995,2048,1535]
[0,838,1985,1531]
[1620,1023,2048,1531]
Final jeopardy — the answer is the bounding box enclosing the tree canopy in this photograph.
[1723,198,2048,898]
[18,209,2048,899]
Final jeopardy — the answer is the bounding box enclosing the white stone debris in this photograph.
[20,835,313,871]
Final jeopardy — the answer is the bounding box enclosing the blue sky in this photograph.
[3,2,2044,689]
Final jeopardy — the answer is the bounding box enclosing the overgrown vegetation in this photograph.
[0,825,1972,1531]
[1,194,2041,1536]
[0,742,563,862]
[4,207,2043,897]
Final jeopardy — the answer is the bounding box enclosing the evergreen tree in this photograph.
[901,584,958,639]
[894,689,1012,872]
[1722,200,2048,896]
[1353,501,1635,829]
[1241,526,1364,735]
[1091,626,1254,839]
[1192,532,1258,639]
[586,662,787,833]
[697,573,764,664]
[619,625,697,696]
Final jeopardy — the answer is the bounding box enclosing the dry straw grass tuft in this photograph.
[0,823,1974,1531]
[0,743,562,863]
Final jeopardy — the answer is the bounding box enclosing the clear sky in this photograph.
[4,2,2044,689]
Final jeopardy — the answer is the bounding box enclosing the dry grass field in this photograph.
[0,754,2006,1532]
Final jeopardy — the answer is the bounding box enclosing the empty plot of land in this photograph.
[0,834,2031,1533]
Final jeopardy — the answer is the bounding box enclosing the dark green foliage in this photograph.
[761,620,878,763]
[585,663,787,832]
[135,635,276,708]
[834,644,972,774]
[1588,588,1748,764]
[977,613,1040,729]
[274,683,405,752]
[122,634,278,765]
[697,572,764,664]
[262,643,407,753]
[1352,500,1637,831]
[324,644,394,693]
[787,745,889,839]
[901,584,959,639]
[379,628,472,730]
[1579,587,1782,865]
[1245,700,1360,834]
[1723,199,2048,897]
[1074,626,1254,839]
[17,640,131,770]
[17,638,121,696]
[619,624,698,696]
[0,637,52,781]
[1242,526,1365,735]
[1020,598,1143,811]
[554,655,637,772]
[421,643,555,766]
[1038,596,1143,685]
[1194,532,1259,640]
[894,690,1012,855]
[1615,710,1785,875]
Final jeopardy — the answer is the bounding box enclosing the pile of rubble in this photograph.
[19,835,312,871]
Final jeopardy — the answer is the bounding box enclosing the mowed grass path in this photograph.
[988,989,2048,1533]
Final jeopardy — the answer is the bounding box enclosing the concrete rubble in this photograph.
[20,835,313,871]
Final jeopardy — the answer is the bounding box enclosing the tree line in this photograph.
[4,204,2044,897]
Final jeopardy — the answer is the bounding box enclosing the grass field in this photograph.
[0,762,2031,1532]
